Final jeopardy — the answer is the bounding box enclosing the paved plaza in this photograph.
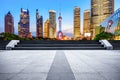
[0,50,120,80]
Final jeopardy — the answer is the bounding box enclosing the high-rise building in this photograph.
[99,8,120,40]
[83,10,91,35]
[57,12,63,40]
[44,19,49,38]
[74,6,81,39]
[4,11,14,34]
[49,10,56,38]
[36,9,43,38]
[91,0,114,38]
[18,8,30,38]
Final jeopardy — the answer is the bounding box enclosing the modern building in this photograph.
[44,19,49,38]
[18,8,30,38]
[83,9,91,36]
[36,9,43,38]
[49,10,56,38]
[91,0,114,39]
[4,11,14,34]
[57,12,63,40]
[74,6,81,39]
[99,8,120,40]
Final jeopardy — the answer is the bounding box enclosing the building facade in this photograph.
[49,10,56,38]
[44,19,49,38]
[18,8,30,38]
[74,6,81,39]
[36,9,43,38]
[100,8,120,40]
[4,11,14,34]
[91,0,114,39]
[83,10,91,35]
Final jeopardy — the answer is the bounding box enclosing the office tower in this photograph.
[74,6,81,39]
[57,12,63,40]
[49,10,56,38]
[4,11,14,34]
[83,10,91,35]
[36,9,43,38]
[18,8,30,38]
[44,19,49,38]
[91,0,114,38]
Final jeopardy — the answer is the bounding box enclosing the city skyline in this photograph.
[0,0,120,37]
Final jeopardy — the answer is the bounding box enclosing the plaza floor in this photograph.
[0,50,120,80]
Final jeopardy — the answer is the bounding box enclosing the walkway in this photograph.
[0,50,120,80]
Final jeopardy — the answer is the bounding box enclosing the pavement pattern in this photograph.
[0,50,120,80]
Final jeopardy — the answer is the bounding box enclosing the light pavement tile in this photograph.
[0,74,16,80]
[0,50,56,80]
[102,72,120,80]
[65,51,96,73]
[74,73,107,80]
[65,50,120,80]
[10,73,47,80]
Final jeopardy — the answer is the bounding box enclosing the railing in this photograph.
[6,40,20,50]
[99,40,113,50]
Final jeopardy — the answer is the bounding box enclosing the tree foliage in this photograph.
[94,32,114,40]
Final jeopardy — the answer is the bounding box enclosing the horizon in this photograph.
[0,0,120,37]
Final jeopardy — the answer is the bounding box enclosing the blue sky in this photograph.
[0,0,120,37]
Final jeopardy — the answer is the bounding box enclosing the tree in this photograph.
[0,32,23,40]
[94,32,114,40]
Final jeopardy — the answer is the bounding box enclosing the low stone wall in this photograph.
[109,40,120,50]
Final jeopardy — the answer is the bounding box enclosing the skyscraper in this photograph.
[83,10,91,35]
[4,11,14,34]
[18,8,30,38]
[44,19,49,38]
[57,11,63,40]
[49,10,56,38]
[74,6,81,39]
[91,0,114,38]
[36,9,43,38]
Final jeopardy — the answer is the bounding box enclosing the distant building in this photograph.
[4,11,14,34]
[91,0,114,39]
[83,10,91,35]
[83,10,91,39]
[57,11,63,40]
[49,10,56,38]
[44,19,49,38]
[18,8,30,38]
[74,6,81,39]
[36,9,43,38]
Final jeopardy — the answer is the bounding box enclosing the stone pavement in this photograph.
[0,50,120,80]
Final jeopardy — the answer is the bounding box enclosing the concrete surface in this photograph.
[0,50,120,80]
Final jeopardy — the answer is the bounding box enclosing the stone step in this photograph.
[12,47,106,50]
[16,44,104,47]
[20,40,100,44]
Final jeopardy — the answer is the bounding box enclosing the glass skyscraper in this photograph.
[91,0,114,39]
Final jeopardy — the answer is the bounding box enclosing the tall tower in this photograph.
[36,9,43,38]
[4,11,14,34]
[57,11,63,40]
[83,10,91,35]
[44,19,49,38]
[49,10,56,38]
[18,8,30,38]
[91,0,114,39]
[74,6,81,39]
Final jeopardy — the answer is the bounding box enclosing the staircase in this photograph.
[12,40,106,50]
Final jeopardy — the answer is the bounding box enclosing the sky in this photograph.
[0,0,120,37]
